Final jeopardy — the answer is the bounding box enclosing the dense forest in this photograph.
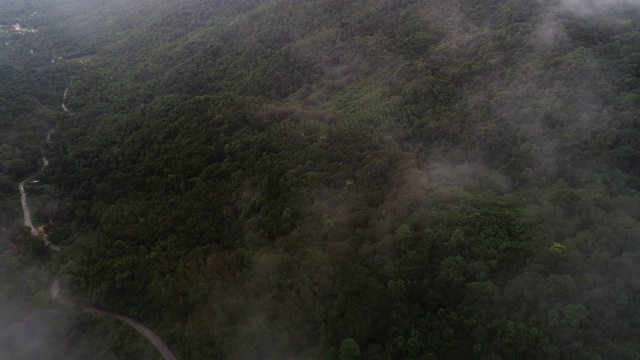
[2,0,640,359]
[0,1,168,359]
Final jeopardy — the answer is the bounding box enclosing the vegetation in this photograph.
[0,2,160,358]
[2,0,640,359]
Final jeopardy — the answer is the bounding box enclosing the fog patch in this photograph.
[529,15,569,49]
[0,296,71,360]
[560,0,640,15]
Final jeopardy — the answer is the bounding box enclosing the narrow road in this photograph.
[19,181,39,237]
[61,103,72,114]
[19,180,60,250]
[92,309,178,360]
[49,279,179,360]
[19,91,179,360]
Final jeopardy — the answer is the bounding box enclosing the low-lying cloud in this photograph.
[560,0,640,15]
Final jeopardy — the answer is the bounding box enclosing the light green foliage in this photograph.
[550,242,567,253]
[339,338,361,360]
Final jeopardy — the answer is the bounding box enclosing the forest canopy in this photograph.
[1,0,640,359]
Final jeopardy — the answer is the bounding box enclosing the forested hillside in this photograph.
[3,0,640,359]
[0,1,173,358]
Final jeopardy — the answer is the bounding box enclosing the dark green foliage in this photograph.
[3,0,640,359]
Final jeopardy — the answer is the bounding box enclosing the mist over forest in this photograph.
[1,0,640,359]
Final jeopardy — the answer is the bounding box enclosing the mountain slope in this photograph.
[26,0,640,359]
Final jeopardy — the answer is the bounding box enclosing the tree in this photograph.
[339,338,361,360]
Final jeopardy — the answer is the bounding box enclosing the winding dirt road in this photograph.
[48,279,178,360]
[18,92,179,360]
[19,180,39,237]
[89,308,178,360]
[19,181,61,251]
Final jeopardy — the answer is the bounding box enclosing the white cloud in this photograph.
[560,0,640,15]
